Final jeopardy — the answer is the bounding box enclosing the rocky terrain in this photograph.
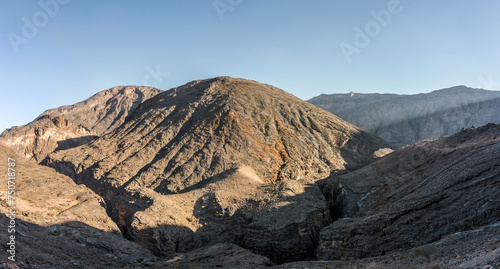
[2,77,499,268]
[0,86,162,162]
[0,145,157,268]
[41,77,389,263]
[0,115,96,162]
[316,123,500,265]
[308,86,500,147]
[39,85,163,136]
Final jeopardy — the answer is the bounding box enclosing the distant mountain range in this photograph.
[308,86,500,148]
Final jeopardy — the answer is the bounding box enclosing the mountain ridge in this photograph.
[308,85,500,147]
[0,85,162,162]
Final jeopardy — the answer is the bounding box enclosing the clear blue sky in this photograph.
[1,0,500,132]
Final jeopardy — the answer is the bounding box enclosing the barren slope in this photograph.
[39,85,163,135]
[0,145,155,268]
[45,77,389,194]
[0,115,96,162]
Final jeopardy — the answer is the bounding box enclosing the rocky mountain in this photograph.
[0,86,162,162]
[4,121,499,268]
[38,86,163,136]
[308,86,500,148]
[317,123,500,263]
[0,115,96,162]
[42,76,389,263]
[4,77,500,268]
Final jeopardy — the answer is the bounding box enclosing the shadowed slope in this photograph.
[318,123,500,260]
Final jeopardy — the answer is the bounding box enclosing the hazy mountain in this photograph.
[308,86,500,147]
[43,77,389,262]
[0,86,162,162]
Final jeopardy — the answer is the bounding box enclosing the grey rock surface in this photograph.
[317,123,500,260]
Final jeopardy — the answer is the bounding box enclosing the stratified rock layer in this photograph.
[0,86,162,162]
[0,115,96,162]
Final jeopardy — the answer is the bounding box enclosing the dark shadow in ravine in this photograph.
[189,179,332,264]
[55,135,99,151]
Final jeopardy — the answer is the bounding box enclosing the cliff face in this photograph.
[42,77,389,263]
[317,123,500,260]
[39,86,163,135]
[308,86,500,147]
[0,115,96,162]
[0,86,162,162]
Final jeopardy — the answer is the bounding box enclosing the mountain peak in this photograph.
[1,85,162,162]
[46,77,389,194]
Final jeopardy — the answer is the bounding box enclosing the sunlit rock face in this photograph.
[0,86,162,162]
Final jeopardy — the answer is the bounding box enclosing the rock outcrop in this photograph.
[0,86,162,162]
[317,123,500,260]
[0,115,96,162]
[39,85,163,135]
[308,86,500,147]
[43,77,389,262]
